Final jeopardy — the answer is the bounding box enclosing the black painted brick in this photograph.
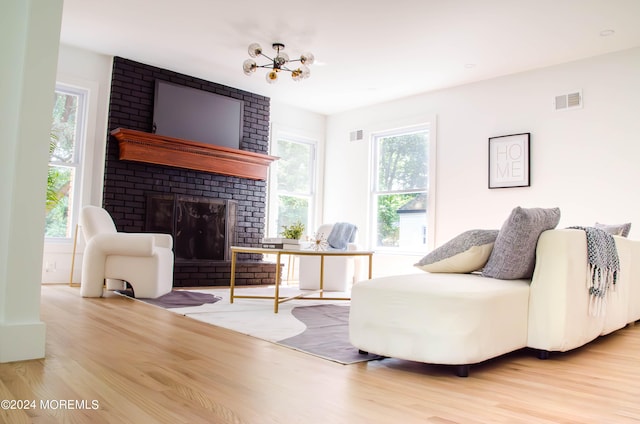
[103,56,275,287]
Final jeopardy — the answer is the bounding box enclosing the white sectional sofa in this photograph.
[349,229,640,376]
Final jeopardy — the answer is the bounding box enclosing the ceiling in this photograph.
[60,0,640,115]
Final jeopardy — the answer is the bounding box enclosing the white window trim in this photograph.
[369,121,437,254]
[267,124,320,239]
[45,83,89,243]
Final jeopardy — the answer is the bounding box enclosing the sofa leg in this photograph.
[536,349,550,360]
[455,365,469,377]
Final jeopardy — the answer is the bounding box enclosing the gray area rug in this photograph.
[278,304,384,364]
[120,287,382,365]
[118,289,222,308]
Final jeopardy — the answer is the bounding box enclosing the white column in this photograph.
[0,0,64,362]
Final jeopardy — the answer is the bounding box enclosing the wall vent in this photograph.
[555,90,582,111]
[349,129,364,142]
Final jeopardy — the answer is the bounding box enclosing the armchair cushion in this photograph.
[89,233,156,257]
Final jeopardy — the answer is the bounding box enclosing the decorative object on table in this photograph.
[309,232,329,251]
[260,237,301,250]
[280,221,305,240]
[243,42,314,84]
[488,133,530,189]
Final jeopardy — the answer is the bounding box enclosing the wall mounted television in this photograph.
[152,80,244,150]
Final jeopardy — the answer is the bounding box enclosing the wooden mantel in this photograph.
[111,128,278,180]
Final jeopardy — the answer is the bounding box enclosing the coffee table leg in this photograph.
[319,255,325,298]
[274,252,282,313]
[230,250,237,304]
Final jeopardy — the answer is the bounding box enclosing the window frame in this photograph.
[45,83,88,242]
[267,128,319,239]
[370,123,433,254]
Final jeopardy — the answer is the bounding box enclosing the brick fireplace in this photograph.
[104,57,277,287]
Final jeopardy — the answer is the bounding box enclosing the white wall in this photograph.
[41,45,113,284]
[325,48,640,258]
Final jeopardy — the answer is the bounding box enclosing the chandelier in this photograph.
[243,43,315,84]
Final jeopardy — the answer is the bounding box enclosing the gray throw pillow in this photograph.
[595,222,631,238]
[415,229,499,273]
[482,206,561,280]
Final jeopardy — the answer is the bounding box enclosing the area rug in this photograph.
[278,304,383,364]
[118,289,222,308]
[127,286,383,365]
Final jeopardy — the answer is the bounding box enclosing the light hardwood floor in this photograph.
[1,284,640,424]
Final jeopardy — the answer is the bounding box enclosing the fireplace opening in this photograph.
[145,194,237,262]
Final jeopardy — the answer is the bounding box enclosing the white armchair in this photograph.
[79,205,174,298]
[298,223,361,292]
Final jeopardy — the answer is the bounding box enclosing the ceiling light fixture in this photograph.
[243,42,315,84]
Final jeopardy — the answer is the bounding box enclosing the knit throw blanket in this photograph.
[568,226,620,316]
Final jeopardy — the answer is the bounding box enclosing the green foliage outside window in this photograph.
[375,131,428,247]
[275,138,314,236]
[278,195,308,236]
[377,193,420,246]
[45,90,78,238]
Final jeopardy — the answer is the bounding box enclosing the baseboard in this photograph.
[0,321,46,363]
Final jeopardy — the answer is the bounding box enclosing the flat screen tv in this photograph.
[152,80,244,150]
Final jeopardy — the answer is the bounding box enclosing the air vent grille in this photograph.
[555,90,582,111]
[349,129,364,142]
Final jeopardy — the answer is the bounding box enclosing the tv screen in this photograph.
[152,80,244,150]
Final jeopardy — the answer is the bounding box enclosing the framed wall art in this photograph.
[488,133,530,189]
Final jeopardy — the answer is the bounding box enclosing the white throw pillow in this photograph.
[414,229,498,273]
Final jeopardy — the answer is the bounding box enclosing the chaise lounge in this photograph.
[349,208,639,376]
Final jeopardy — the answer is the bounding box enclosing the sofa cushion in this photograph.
[595,222,631,238]
[482,206,561,280]
[415,229,498,273]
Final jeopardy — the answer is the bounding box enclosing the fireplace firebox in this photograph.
[145,194,237,262]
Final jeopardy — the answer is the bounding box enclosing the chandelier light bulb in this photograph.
[266,70,279,84]
[291,68,303,81]
[299,65,311,79]
[248,43,262,58]
[300,52,315,65]
[276,52,289,67]
[242,59,257,75]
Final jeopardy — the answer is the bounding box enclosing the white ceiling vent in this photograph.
[349,129,364,142]
[554,90,582,111]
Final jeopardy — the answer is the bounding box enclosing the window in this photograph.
[45,85,86,239]
[372,125,430,252]
[269,135,317,237]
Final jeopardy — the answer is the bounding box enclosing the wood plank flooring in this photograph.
[1,284,639,423]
